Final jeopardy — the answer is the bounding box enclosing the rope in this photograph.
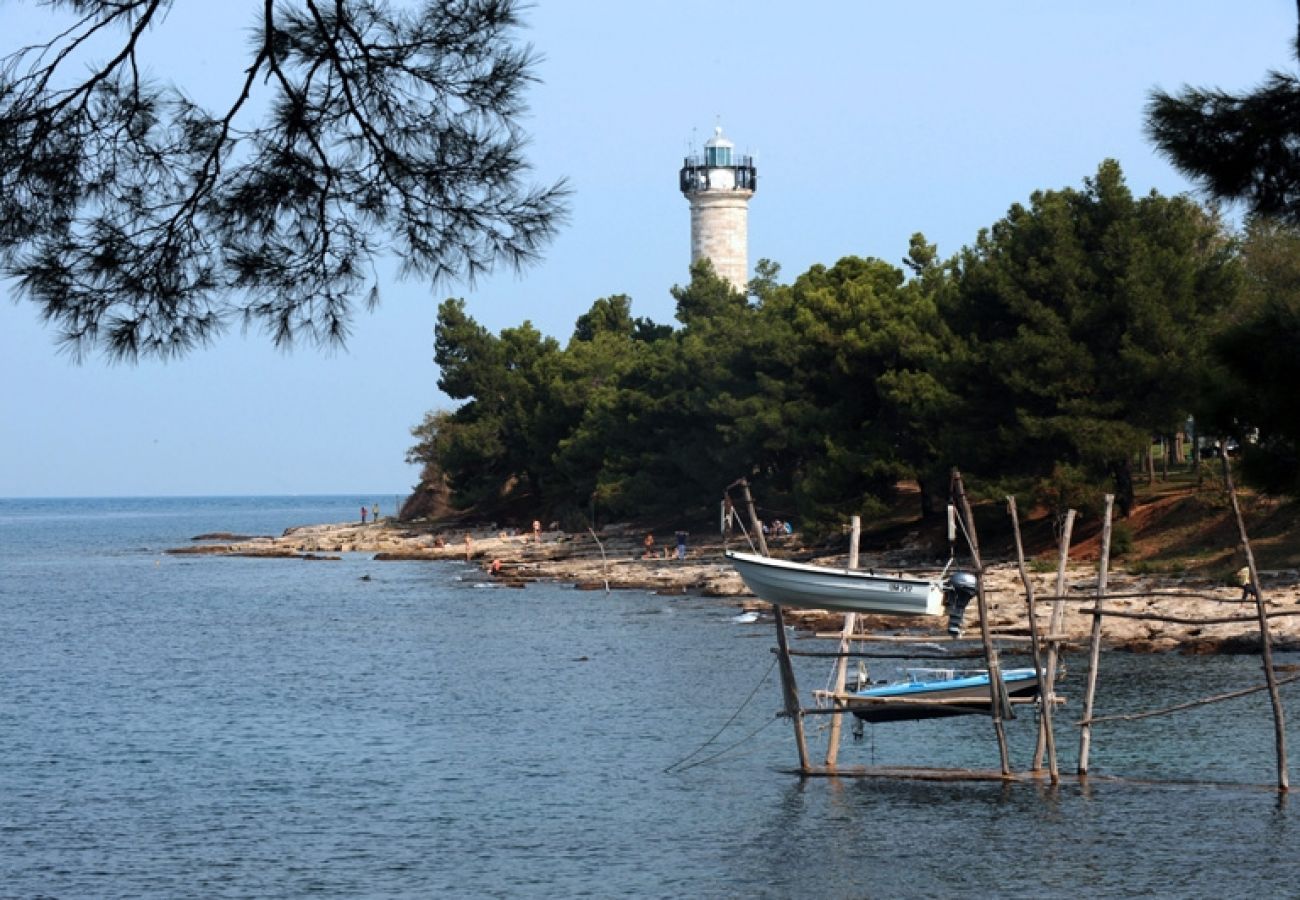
[665,716,779,772]
[664,655,777,773]
[722,488,760,555]
[952,500,977,564]
[586,527,610,593]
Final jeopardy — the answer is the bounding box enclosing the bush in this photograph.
[1109,521,1134,557]
[1032,464,1105,522]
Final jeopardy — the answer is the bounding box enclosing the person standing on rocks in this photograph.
[532,520,542,543]
[372,503,380,524]
[360,505,367,524]
[1237,565,1259,601]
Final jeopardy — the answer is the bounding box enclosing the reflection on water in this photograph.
[2,497,1299,898]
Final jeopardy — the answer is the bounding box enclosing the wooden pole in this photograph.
[736,478,769,558]
[951,469,1012,776]
[735,478,809,773]
[1075,608,1300,626]
[1081,672,1300,726]
[824,515,862,768]
[1220,448,1289,791]
[1007,496,1058,784]
[1077,494,1114,777]
[1035,508,1075,770]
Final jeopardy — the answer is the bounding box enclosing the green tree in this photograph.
[432,298,560,510]
[743,251,956,530]
[0,0,567,359]
[1207,217,1300,493]
[1146,4,1300,225]
[945,161,1239,515]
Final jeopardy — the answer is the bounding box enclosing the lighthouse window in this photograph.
[705,145,732,167]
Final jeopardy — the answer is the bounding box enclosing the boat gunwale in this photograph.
[724,549,939,588]
[854,668,1038,699]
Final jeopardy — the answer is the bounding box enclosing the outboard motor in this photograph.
[943,571,979,637]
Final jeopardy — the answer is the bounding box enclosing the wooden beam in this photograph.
[1078,494,1114,777]
[1008,495,1059,784]
[1080,673,1300,726]
[1221,447,1289,791]
[736,477,809,773]
[953,469,1012,776]
[1076,608,1300,626]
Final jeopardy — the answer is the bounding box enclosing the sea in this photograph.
[3,495,1300,898]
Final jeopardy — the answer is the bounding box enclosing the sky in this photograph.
[1,1,1295,498]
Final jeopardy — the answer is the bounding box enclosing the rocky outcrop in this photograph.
[170,520,1300,653]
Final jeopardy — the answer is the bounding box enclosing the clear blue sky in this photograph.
[0,1,1293,497]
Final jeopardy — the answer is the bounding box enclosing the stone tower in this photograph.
[679,125,757,293]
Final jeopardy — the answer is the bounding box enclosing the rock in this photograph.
[167,519,1300,654]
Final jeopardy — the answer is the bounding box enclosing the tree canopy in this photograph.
[1203,217,1300,494]
[1146,2,1300,224]
[410,162,1275,532]
[943,160,1240,515]
[0,0,567,360]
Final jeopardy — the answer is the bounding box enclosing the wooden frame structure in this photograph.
[744,454,1293,791]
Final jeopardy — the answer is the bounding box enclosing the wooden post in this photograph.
[1220,449,1289,791]
[736,478,769,558]
[1007,496,1059,784]
[1077,494,1114,777]
[736,478,809,772]
[1034,508,1075,771]
[824,516,861,768]
[951,469,1012,776]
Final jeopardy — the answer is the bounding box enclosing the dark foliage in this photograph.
[1146,4,1300,225]
[0,0,568,359]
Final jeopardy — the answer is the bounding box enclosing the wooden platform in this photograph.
[779,765,1285,791]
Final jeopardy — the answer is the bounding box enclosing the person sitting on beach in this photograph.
[642,533,655,559]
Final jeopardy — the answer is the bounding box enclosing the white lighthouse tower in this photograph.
[679,125,757,294]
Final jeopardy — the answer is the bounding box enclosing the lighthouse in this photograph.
[679,125,757,294]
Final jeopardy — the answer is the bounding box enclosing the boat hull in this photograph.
[848,668,1040,723]
[726,550,943,616]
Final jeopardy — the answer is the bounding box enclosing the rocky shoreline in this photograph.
[167,519,1300,654]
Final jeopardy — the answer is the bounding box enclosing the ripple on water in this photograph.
[3,497,1300,897]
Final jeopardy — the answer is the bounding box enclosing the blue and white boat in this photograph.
[846,667,1040,723]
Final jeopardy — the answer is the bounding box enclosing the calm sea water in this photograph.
[3,496,1300,898]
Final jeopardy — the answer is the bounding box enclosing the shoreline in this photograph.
[167,519,1300,654]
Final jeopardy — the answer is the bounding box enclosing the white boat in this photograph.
[846,667,1041,723]
[726,549,945,617]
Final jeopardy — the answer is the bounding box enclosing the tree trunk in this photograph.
[918,477,936,519]
[1111,457,1135,518]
